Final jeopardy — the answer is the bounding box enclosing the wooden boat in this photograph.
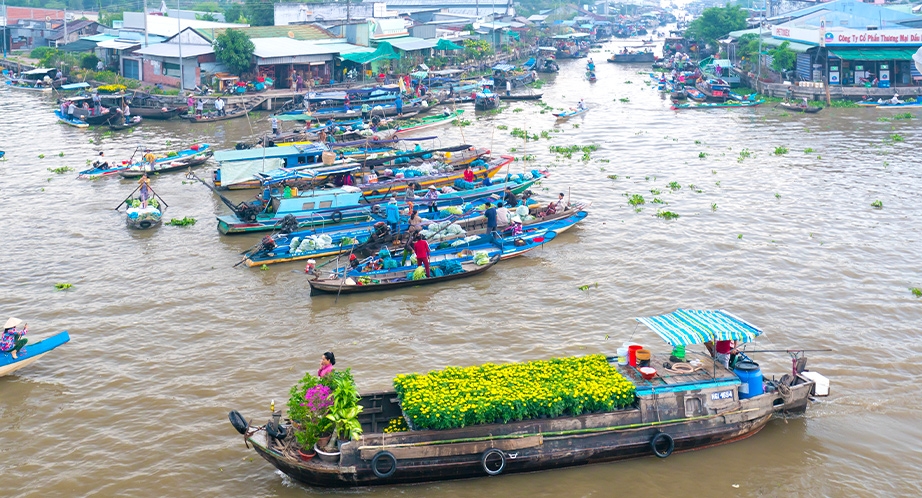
[228,309,825,487]
[4,79,53,92]
[307,253,500,294]
[187,107,251,123]
[125,202,164,229]
[108,115,143,130]
[394,110,463,135]
[78,144,210,178]
[778,102,823,113]
[863,98,922,109]
[607,52,656,63]
[671,100,764,110]
[491,64,537,90]
[684,87,707,102]
[553,106,589,120]
[474,91,500,110]
[695,79,731,102]
[128,92,185,119]
[118,145,212,178]
[501,93,543,101]
[585,71,597,82]
[55,110,89,128]
[1,331,70,377]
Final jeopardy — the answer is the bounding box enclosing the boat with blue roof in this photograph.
[228,309,827,487]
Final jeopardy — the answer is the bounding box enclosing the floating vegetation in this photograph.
[667,181,681,191]
[738,234,743,239]
[577,283,599,291]
[694,140,702,145]
[54,283,73,291]
[58,152,65,157]
[47,166,74,174]
[522,154,536,161]
[540,130,553,140]
[624,80,633,84]
[774,146,789,155]
[511,128,539,140]
[572,123,579,128]
[889,133,904,142]
[698,152,708,159]
[652,198,665,204]
[711,203,718,211]
[453,119,472,127]
[607,175,619,180]
[779,112,790,117]
[911,287,922,298]
[877,117,892,122]
[260,264,269,271]
[512,108,524,113]
[38,154,45,159]
[627,194,645,206]
[549,144,598,159]
[168,217,197,226]
[598,158,610,163]
[650,189,661,195]
[619,97,630,103]
[737,149,751,162]
[871,200,883,209]
[656,210,679,220]
[804,147,815,153]
[496,125,508,130]
[715,181,721,187]
[775,193,782,199]
[894,112,914,120]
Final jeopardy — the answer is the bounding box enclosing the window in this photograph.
[319,201,333,209]
[301,202,315,210]
[163,62,181,77]
[297,155,307,164]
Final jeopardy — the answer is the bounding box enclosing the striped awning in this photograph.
[635,309,763,347]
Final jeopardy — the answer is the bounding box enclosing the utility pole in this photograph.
[64,8,68,47]
[2,0,7,59]
[756,0,765,92]
[143,0,149,47]
[178,0,184,91]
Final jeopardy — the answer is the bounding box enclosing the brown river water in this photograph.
[2,46,922,497]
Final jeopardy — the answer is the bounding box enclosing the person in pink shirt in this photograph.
[318,351,336,377]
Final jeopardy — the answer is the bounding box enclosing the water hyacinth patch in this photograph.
[393,355,637,430]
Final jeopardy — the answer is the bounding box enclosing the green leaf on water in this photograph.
[871,200,883,209]
[738,234,743,239]
[54,283,73,291]
[911,287,922,298]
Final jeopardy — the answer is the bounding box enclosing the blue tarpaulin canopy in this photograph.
[635,309,763,347]
[492,64,515,72]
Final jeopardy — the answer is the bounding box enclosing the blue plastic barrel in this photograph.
[734,361,764,399]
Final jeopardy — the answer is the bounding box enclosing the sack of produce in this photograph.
[473,251,490,265]
[411,266,427,280]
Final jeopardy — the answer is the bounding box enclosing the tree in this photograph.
[224,3,245,25]
[245,0,275,27]
[214,29,255,76]
[769,41,797,74]
[684,5,748,49]
[736,33,761,61]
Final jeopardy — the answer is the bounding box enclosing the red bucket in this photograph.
[628,345,643,367]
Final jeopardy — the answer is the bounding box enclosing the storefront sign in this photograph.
[774,25,922,46]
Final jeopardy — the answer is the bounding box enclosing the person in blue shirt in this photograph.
[484,202,497,234]
[385,194,400,234]
[395,94,403,116]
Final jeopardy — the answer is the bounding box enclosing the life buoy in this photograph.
[481,448,506,476]
[139,220,152,229]
[371,451,397,478]
[331,211,343,223]
[651,432,674,458]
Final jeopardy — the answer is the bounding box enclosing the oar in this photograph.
[114,183,142,210]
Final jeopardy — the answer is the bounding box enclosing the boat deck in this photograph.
[614,350,740,395]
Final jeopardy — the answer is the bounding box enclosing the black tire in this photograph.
[331,211,343,223]
[371,451,397,479]
[139,220,152,229]
[370,190,380,197]
[245,212,257,222]
[228,410,248,435]
[651,432,674,458]
[481,448,506,476]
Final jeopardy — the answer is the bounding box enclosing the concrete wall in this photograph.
[275,3,375,24]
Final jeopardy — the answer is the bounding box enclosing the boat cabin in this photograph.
[263,186,364,217]
[215,143,327,169]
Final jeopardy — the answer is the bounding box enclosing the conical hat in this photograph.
[4,317,23,329]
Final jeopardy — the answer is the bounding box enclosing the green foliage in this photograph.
[463,39,494,59]
[871,200,883,209]
[224,3,246,24]
[30,46,57,60]
[79,53,99,70]
[769,42,797,73]
[627,194,645,206]
[911,287,922,298]
[736,33,761,61]
[214,29,255,76]
[656,210,680,220]
[245,0,275,26]
[774,146,789,155]
[685,5,748,47]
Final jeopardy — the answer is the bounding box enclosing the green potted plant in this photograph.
[286,372,333,461]
[320,370,364,455]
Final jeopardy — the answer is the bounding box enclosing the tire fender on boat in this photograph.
[481,448,506,476]
[371,450,397,478]
[331,211,343,223]
[139,220,152,229]
[228,410,248,434]
[651,432,674,458]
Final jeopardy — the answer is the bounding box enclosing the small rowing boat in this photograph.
[108,115,143,130]
[777,102,823,113]
[553,106,589,120]
[307,253,500,294]
[1,329,70,377]
[55,110,89,128]
[118,145,212,178]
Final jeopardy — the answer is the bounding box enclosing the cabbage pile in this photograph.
[289,234,333,254]
[419,222,465,240]
[450,235,481,247]
[409,266,427,280]
[473,251,491,265]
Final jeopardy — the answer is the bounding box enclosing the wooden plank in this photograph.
[359,435,542,460]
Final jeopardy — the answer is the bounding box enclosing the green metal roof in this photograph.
[762,37,814,53]
[830,47,920,61]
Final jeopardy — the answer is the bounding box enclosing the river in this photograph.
[1,45,921,497]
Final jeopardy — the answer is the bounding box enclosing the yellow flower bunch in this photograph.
[393,355,636,430]
[383,416,409,433]
[97,84,126,94]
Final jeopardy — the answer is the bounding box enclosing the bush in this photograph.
[79,53,99,70]
[30,47,56,60]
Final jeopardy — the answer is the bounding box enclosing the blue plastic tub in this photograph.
[734,360,764,399]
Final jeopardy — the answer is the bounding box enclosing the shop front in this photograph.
[826,48,920,88]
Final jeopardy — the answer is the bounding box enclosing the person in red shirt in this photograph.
[715,339,737,369]
[462,164,475,183]
[412,233,431,277]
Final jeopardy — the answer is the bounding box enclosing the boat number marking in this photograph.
[711,390,733,400]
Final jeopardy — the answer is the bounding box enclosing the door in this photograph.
[182,63,196,90]
[123,58,140,80]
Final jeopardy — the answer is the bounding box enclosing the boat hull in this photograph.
[607,53,656,63]
[0,331,70,377]
[308,255,499,294]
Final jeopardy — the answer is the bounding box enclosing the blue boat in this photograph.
[55,109,89,128]
[0,151,5,159]
[0,331,70,377]
[78,144,211,178]
[553,106,590,120]
[474,89,500,110]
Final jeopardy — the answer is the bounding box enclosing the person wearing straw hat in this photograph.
[424,185,439,213]
[1,318,28,359]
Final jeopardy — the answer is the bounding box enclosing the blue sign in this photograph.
[711,390,734,401]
